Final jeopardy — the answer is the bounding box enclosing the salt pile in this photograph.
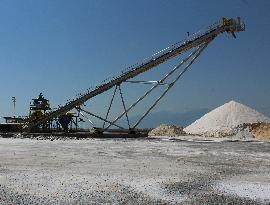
[184,100,270,137]
[149,124,185,137]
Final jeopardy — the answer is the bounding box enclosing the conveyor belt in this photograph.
[24,17,245,130]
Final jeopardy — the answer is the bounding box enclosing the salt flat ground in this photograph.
[0,137,269,204]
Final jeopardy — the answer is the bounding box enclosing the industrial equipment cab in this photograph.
[27,93,80,132]
[29,93,51,123]
[22,17,245,133]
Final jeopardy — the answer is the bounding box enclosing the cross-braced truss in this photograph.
[76,43,209,133]
[22,17,245,132]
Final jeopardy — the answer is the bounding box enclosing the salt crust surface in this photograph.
[216,181,270,202]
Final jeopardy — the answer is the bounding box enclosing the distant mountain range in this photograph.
[120,108,210,128]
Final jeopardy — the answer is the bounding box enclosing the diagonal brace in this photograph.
[132,42,209,128]
[79,107,125,129]
[104,44,205,130]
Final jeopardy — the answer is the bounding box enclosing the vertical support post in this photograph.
[76,115,78,130]
[118,85,131,129]
[12,97,16,117]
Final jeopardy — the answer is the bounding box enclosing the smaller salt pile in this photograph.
[184,101,270,137]
[149,124,185,137]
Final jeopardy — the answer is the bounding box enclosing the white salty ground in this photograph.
[0,137,270,204]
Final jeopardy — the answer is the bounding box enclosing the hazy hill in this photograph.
[120,108,210,128]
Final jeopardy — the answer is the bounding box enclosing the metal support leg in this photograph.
[79,107,125,129]
[77,108,95,126]
[104,45,203,130]
[103,86,117,128]
[118,85,131,128]
[133,43,209,128]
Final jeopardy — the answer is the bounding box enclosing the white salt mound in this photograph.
[184,100,270,137]
[149,124,185,137]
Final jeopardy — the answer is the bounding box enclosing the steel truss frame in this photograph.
[77,42,209,132]
[23,17,245,132]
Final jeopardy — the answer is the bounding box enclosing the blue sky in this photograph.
[0,0,270,120]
